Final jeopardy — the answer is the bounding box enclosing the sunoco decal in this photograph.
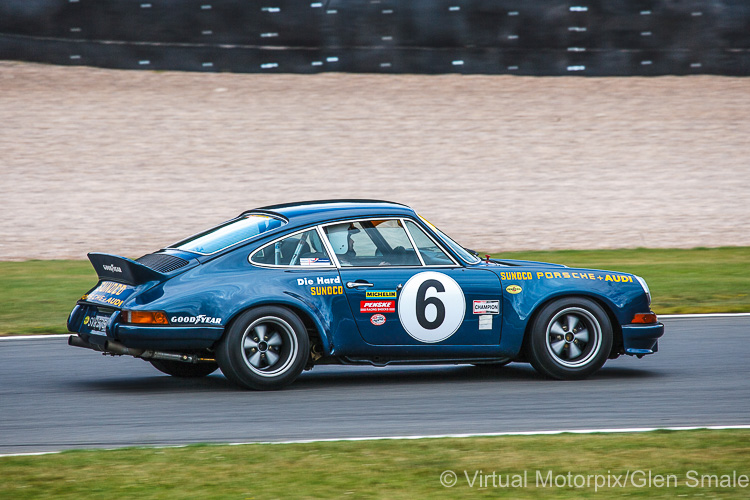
[87,281,131,307]
[297,276,344,296]
[171,315,222,325]
[500,270,634,283]
[473,300,500,314]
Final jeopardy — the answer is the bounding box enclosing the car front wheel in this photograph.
[527,297,612,380]
[216,306,310,390]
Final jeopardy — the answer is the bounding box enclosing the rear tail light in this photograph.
[122,310,169,325]
[632,312,658,324]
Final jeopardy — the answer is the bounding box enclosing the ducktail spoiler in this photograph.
[88,252,168,286]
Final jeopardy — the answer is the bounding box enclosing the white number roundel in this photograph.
[398,271,465,343]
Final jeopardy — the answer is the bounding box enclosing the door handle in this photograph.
[346,281,374,289]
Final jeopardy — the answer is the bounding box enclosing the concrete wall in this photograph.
[2,0,749,75]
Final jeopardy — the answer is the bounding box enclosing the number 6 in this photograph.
[416,279,446,330]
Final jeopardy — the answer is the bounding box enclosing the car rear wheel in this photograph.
[527,297,612,380]
[216,306,310,390]
[149,359,218,378]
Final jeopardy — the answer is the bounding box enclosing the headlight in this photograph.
[635,275,651,306]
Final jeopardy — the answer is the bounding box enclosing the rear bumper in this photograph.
[68,304,223,350]
[621,322,665,356]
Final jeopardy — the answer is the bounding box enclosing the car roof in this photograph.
[248,200,417,227]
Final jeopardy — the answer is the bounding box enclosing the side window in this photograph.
[404,220,455,265]
[324,220,421,267]
[250,229,332,267]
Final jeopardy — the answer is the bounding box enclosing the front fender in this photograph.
[492,267,650,356]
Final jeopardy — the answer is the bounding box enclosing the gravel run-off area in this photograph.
[1,61,749,260]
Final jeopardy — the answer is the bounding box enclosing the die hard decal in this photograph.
[297,276,344,296]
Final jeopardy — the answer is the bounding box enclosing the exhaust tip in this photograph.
[68,335,90,349]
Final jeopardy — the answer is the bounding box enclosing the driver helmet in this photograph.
[327,226,350,255]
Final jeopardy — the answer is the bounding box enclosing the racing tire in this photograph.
[216,306,310,390]
[149,359,219,378]
[527,297,612,380]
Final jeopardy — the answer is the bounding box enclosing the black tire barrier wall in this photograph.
[1,0,749,75]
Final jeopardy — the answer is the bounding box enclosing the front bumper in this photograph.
[621,322,665,356]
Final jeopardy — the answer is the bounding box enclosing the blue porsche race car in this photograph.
[68,200,664,390]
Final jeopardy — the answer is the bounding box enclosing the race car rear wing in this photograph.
[88,252,168,286]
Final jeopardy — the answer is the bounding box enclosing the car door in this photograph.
[322,218,503,347]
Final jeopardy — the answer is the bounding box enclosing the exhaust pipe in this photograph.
[68,335,214,364]
[104,340,214,363]
[68,334,105,352]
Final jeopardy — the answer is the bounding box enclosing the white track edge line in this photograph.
[659,313,750,318]
[1,313,748,341]
[2,424,750,458]
[0,334,70,341]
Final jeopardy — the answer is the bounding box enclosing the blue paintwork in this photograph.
[68,200,664,363]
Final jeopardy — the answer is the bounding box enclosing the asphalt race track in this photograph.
[1,316,748,455]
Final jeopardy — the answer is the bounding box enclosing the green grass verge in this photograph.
[1,430,749,499]
[492,247,750,314]
[1,247,749,335]
[0,260,96,335]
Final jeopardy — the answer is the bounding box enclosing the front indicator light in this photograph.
[632,312,658,324]
[123,310,169,324]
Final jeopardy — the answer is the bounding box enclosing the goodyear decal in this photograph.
[171,315,222,325]
[366,290,397,299]
[297,276,344,296]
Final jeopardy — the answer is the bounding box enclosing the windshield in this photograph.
[418,215,481,264]
[170,214,286,255]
